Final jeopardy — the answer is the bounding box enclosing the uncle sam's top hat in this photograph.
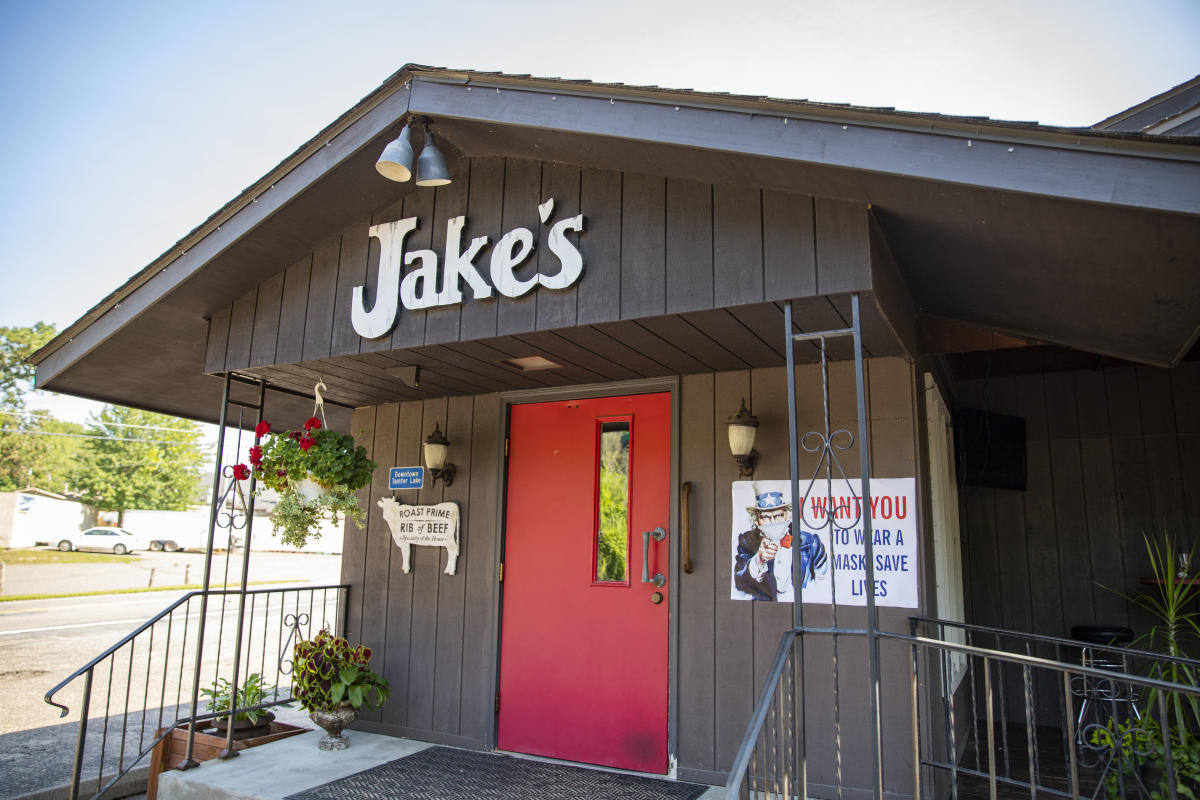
[746,482,791,515]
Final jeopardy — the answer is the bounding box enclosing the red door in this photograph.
[498,392,671,773]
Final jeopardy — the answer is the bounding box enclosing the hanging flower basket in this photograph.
[237,417,376,548]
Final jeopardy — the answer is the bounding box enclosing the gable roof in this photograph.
[1094,75,1200,136]
[29,65,1200,422]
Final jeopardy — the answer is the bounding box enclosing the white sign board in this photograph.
[730,478,918,608]
[377,498,460,575]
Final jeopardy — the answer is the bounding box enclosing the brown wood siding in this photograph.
[341,357,923,784]
[205,159,873,375]
[958,363,1200,641]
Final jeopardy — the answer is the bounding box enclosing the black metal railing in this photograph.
[726,619,1200,800]
[44,583,348,800]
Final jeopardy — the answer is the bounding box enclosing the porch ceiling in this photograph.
[54,297,902,417]
[30,66,1200,423]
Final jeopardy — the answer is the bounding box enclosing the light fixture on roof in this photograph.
[375,122,415,182]
[414,126,452,187]
[375,118,453,186]
[504,355,562,371]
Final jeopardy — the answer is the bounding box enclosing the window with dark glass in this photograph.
[595,420,630,582]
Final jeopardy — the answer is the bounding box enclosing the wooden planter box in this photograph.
[146,720,309,800]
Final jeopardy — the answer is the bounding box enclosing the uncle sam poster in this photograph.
[731,478,918,608]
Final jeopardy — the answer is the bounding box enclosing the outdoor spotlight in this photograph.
[726,398,759,478]
[375,123,415,182]
[414,128,451,187]
[423,422,455,487]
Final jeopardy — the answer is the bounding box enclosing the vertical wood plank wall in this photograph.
[207,157,871,374]
[339,357,924,787]
[958,363,1200,641]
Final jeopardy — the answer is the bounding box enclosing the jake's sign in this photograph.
[352,197,584,339]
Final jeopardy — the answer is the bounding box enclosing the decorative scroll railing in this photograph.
[43,372,357,800]
[43,584,348,800]
[726,619,1200,800]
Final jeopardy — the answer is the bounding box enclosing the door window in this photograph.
[595,419,631,583]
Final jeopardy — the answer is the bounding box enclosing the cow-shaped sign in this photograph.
[377,497,460,575]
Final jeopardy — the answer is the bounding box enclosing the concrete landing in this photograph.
[157,730,429,800]
[156,730,724,800]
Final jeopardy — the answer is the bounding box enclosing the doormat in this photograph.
[284,745,710,800]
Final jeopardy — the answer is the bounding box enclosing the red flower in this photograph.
[248,445,263,466]
[276,469,287,478]
[289,431,303,441]
[304,416,322,431]
[232,464,251,481]
[255,421,271,437]
[299,436,315,452]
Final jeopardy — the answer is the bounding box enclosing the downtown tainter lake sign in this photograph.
[351,197,585,339]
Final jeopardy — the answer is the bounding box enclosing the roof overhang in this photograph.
[31,66,1200,421]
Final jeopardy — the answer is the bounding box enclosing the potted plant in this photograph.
[199,672,283,740]
[238,417,376,548]
[292,628,389,750]
[1094,536,1200,798]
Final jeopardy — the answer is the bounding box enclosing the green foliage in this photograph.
[597,464,628,581]
[292,628,388,714]
[70,405,208,512]
[0,547,125,565]
[253,426,374,494]
[0,322,84,492]
[1093,715,1200,800]
[249,420,375,548]
[1096,536,1200,798]
[270,485,366,548]
[0,323,56,410]
[200,672,286,724]
[1127,537,1200,736]
[0,413,85,492]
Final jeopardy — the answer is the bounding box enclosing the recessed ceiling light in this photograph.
[504,356,562,371]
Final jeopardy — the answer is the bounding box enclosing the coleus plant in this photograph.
[292,628,389,713]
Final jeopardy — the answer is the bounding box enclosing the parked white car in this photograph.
[56,527,148,555]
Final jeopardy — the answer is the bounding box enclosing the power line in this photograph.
[0,409,209,435]
[0,428,213,447]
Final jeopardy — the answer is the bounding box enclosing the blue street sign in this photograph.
[389,466,424,490]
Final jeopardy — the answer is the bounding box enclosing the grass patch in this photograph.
[0,579,301,603]
[0,547,126,565]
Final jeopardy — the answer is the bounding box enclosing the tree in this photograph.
[71,406,209,517]
[0,413,86,492]
[0,323,57,409]
[0,322,81,491]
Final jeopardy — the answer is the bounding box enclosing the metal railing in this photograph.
[726,619,1200,800]
[44,583,348,800]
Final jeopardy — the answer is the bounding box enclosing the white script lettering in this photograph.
[350,198,585,339]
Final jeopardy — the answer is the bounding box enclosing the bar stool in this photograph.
[1071,625,1139,739]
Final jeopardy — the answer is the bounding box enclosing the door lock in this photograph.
[641,526,666,588]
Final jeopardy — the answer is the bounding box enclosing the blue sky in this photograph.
[0,0,1197,419]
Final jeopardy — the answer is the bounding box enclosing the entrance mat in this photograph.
[285,745,709,800]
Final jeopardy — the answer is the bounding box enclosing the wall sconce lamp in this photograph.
[423,422,456,487]
[375,118,452,186]
[726,398,759,478]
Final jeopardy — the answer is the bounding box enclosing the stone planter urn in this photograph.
[309,705,357,750]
